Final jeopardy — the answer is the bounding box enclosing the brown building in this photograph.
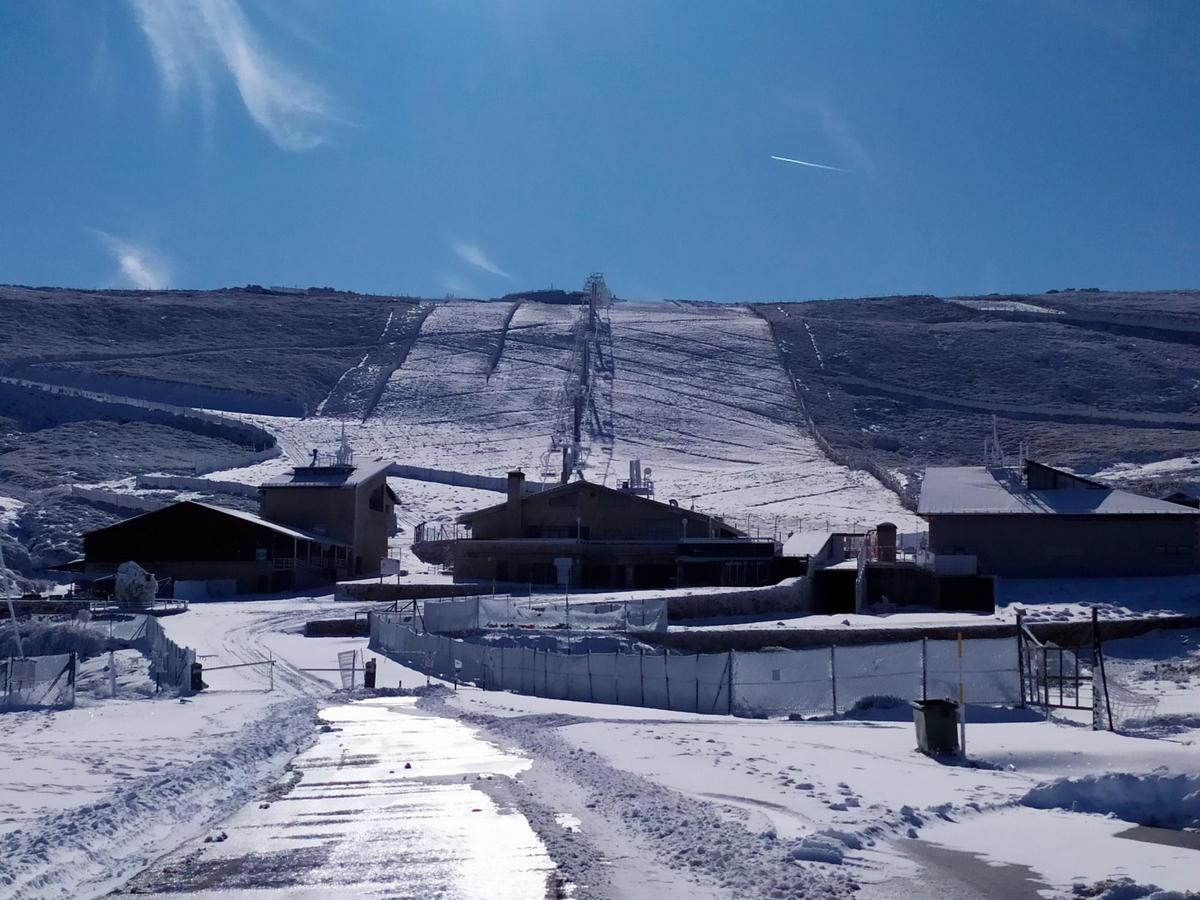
[451,472,779,589]
[82,500,353,595]
[918,459,1200,578]
[259,459,397,577]
[81,459,398,596]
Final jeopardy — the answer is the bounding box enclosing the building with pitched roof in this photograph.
[917,460,1200,577]
[451,471,782,589]
[82,500,354,595]
[259,457,396,576]
[81,454,397,596]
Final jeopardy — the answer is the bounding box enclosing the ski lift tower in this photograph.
[539,273,615,485]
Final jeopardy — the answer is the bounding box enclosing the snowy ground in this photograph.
[5,596,1197,898]
[208,301,920,541]
[0,598,356,898]
[112,698,561,899]
[0,494,25,530]
[1095,454,1200,486]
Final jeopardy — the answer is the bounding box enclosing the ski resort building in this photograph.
[918,460,1200,578]
[258,458,397,576]
[80,459,397,596]
[80,500,355,596]
[450,471,781,589]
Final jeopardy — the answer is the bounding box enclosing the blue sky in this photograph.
[1,1,1197,301]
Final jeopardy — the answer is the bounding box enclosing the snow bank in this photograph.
[1022,771,1200,830]
[432,697,859,899]
[0,695,317,900]
[0,618,124,659]
[1070,876,1199,900]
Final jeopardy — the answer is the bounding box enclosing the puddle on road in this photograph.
[1116,824,1200,853]
[114,698,562,899]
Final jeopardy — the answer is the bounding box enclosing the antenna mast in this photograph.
[984,414,1006,468]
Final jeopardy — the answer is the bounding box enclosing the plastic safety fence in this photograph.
[474,597,667,633]
[369,614,1024,718]
[924,638,1020,705]
[731,648,834,717]
[1,653,76,709]
[138,616,197,694]
[833,642,924,713]
[422,597,482,634]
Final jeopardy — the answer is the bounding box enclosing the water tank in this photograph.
[876,522,898,563]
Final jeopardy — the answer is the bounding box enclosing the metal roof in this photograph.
[187,502,352,546]
[917,466,1199,516]
[782,531,837,558]
[457,478,747,536]
[263,459,392,489]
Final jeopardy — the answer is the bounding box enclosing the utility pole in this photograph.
[0,543,24,658]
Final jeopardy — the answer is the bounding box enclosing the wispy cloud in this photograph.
[128,0,337,151]
[782,96,877,179]
[90,229,169,290]
[770,155,849,173]
[451,240,512,279]
[810,101,875,178]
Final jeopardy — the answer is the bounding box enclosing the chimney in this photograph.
[507,471,525,537]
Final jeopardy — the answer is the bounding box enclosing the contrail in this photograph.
[770,154,848,173]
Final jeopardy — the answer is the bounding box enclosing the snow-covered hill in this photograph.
[217,299,919,546]
[10,283,1200,570]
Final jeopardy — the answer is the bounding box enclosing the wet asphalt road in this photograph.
[113,698,561,899]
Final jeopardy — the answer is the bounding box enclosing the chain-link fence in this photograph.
[371,613,1020,716]
[0,653,76,709]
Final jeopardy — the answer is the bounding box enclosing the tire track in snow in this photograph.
[486,300,523,379]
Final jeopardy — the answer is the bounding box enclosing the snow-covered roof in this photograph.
[187,502,352,546]
[917,466,1199,516]
[263,460,392,489]
[782,531,836,558]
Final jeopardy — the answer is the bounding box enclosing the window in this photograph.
[524,525,584,539]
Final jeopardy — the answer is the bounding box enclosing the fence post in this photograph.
[639,649,645,707]
[1016,608,1025,707]
[921,636,928,701]
[694,653,700,713]
[1093,608,1114,732]
[587,650,594,702]
[727,650,734,716]
[830,645,838,715]
[665,653,671,710]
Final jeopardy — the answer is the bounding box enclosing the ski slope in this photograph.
[218,300,919,537]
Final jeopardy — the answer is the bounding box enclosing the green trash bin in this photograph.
[911,699,960,756]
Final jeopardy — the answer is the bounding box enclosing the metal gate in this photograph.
[1017,612,1093,711]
